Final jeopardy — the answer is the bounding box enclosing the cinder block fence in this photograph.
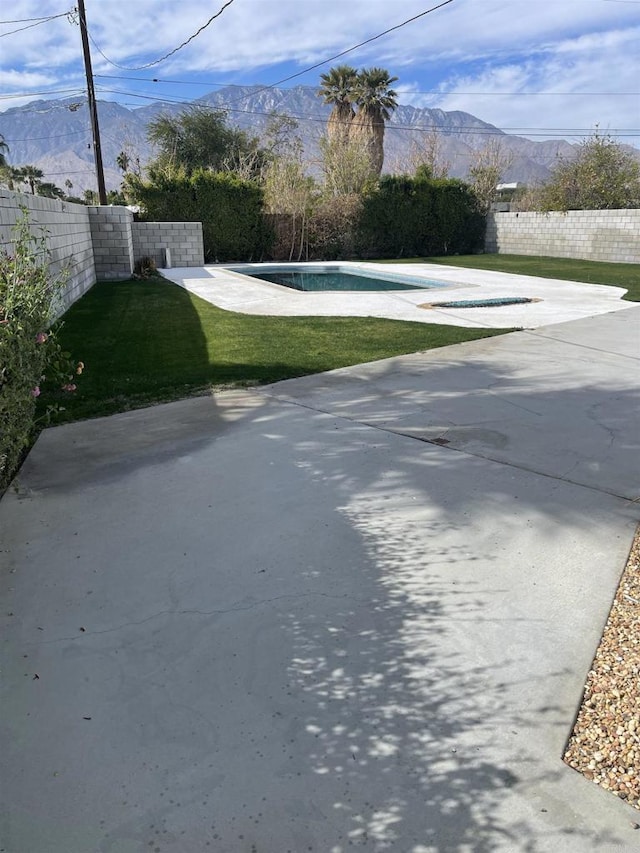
[87,205,135,281]
[132,221,205,270]
[0,191,96,314]
[3,189,637,319]
[485,209,640,264]
[0,189,204,315]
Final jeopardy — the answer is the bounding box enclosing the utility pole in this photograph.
[77,0,107,204]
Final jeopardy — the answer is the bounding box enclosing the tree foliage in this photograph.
[319,136,376,197]
[127,169,272,262]
[537,132,640,211]
[468,139,513,213]
[317,66,398,181]
[263,153,317,261]
[146,107,266,178]
[357,172,484,258]
[0,212,81,491]
[317,65,358,146]
[0,164,68,199]
[350,67,398,178]
[0,134,8,170]
[406,130,451,179]
[307,194,363,260]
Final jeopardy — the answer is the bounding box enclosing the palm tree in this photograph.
[37,181,65,199]
[116,150,131,173]
[15,165,44,195]
[0,134,8,169]
[351,67,398,177]
[317,65,358,146]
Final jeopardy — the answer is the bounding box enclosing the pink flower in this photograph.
[31,386,41,397]
[35,332,48,344]
[61,383,77,392]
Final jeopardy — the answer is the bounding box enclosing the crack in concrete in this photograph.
[485,383,544,416]
[584,399,619,450]
[33,592,365,645]
[524,329,640,362]
[259,391,637,503]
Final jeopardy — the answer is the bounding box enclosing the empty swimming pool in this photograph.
[228,264,453,292]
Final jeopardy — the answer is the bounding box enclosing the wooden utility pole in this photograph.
[77,0,107,204]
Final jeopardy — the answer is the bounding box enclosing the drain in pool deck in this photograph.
[420,297,540,309]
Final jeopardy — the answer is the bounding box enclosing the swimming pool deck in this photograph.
[163,261,636,328]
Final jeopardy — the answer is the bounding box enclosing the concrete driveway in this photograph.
[1,306,639,852]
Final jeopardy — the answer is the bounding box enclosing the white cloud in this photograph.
[428,26,640,142]
[0,69,54,88]
[1,0,638,145]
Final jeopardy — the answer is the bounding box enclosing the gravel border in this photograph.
[564,524,640,810]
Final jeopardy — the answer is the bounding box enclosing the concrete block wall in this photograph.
[88,205,135,280]
[0,189,96,317]
[132,221,204,268]
[485,209,640,263]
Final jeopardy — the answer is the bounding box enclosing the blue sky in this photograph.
[1,0,639,146]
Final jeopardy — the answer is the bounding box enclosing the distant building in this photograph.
[493,182,523,210]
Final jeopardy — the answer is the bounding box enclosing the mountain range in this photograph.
[0,85,614,195]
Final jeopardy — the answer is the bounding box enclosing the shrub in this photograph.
[356,174,484,258]
[133,255,157,279]
[538,132,640,211]
[306,194,363,260]
[191,171,272,262]
[0,211,81,491]
[127,169,273,262]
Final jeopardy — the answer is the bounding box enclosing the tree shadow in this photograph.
[240,342,639,850]
[3,325,638,851]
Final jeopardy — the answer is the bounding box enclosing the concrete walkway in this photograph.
[1,307,639,852]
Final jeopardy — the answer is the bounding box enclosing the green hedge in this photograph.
[130,170,273,262]
[129,169,483,262]
[356,174,485,258]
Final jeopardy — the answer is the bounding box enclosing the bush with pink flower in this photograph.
[0,210,82,491]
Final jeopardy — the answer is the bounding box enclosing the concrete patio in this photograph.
[0,304,639,852]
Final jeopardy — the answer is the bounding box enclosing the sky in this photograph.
[1,0,639,146]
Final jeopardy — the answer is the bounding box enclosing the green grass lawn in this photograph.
[379,254,640,301]
[43,277,511,423]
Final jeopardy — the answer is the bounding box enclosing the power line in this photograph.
[215,0,457,109]
[92,74,640,97]
[0,13,69,23]
[0,99,87,117]
[93,87,640,137]
[0,10,73,38]
[36,168,99,176]
[86,0,236,71]
[0,88,86,101]
[81,0,460,117]
[1,129,89,143]
[87,1,455,110]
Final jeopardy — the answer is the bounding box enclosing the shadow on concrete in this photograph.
[238,401,635,850]
[1,328,638,851]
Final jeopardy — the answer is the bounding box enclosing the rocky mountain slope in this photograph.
[0,85,587,193]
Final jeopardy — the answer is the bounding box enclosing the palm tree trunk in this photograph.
[350,109,384,177]
[328,103,354,146]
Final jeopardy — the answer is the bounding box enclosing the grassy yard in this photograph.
[43,278,511,423]
[379,254,640,301]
